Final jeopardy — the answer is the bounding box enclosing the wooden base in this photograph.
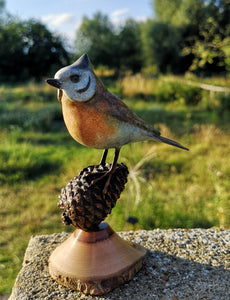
[49,223,147,295]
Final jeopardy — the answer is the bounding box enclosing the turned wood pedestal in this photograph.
[49,223,147,295]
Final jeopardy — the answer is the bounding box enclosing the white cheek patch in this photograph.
[75,73,96,102]
[63,73,96,102]
[54,61,97,102]
[77,76,91,94]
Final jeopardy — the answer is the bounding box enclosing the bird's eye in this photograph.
[70,74,80,83]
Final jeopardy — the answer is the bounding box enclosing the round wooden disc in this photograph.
[49,223,147,295]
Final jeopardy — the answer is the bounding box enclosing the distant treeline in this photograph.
[0,0,230,82]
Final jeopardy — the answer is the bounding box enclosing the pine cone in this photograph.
[58,163,128,231]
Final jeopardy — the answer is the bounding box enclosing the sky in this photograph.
[5,0,153,48]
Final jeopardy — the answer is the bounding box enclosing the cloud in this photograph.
[110,8,129,26]
[41,13,75,27]
[111,9,129,18]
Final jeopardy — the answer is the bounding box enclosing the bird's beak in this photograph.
[46,79,62,89]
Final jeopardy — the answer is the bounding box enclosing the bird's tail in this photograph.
[154,135,189,151]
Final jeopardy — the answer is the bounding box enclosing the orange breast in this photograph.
[61,97,116,149]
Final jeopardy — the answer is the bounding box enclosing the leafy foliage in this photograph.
[75,13,143,73]
[0,0,4,12]
[0,18,70,82]
[76,12,116,67]
[74,1,230,76]
[0,1,230,80]
[142,21,183,73]
[153,0,230,74]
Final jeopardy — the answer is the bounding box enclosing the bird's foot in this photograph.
[92,148,120,194]
[91,170,112,194]
[103,173,113,194]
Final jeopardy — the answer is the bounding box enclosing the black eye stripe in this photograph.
[77,77,91,94]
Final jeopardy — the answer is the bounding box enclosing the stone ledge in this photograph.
[10,229,230,300]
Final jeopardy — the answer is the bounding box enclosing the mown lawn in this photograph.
[0,76,229,293]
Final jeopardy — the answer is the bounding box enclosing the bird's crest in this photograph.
[72,54,91,70]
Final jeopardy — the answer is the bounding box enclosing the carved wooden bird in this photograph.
[47,54,188,192]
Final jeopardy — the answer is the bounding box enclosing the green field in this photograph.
[0,75,230,294]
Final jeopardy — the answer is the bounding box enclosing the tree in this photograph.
[0,19,70,82]
[181,0,230,74]
[75,13,143,73]
[153,0,205,26]
[0,0,5,14]
[154,0,188,26]
[75,12,117,68]
[22,20,70,80]
[140,19,185,73]
[153,0,230,75]
[117,19,143,73]
[0,21,26,81]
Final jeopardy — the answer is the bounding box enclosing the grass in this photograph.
[0,75,230,293]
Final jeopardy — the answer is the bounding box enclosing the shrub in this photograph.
[155,81,202,105]
[155,81,178,103]
[182,85,202,106]
[218,94,230,118]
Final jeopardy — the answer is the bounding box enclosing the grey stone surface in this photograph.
[9,229,230,300]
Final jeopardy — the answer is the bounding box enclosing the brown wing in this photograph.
[101,89,161,137]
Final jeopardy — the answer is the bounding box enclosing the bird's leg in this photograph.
[100,149,108,166]
[92,148,120,194]
[103,148,120,194]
